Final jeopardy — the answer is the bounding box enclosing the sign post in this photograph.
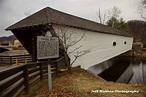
[48,64,52,90]
[37,36,59,91]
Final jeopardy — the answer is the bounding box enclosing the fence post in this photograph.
[10,56,12,64]
[23,64,29,94]
[39,62,43,80]
[56,62,59,76]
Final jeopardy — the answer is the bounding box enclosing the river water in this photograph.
[88,56,146,84]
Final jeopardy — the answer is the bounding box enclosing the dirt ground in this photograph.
[20,67,146,97]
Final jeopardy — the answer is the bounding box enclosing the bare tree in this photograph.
[108,6,121,19]
[140,0,146,20]
[142,63,146,84]
[55,26,90,67]
[142,0,146,6]
[107,6,121,27]
[127,20,146,44]
[96,8,106,24]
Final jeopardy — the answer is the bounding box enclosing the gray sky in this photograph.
[0,0,144,36]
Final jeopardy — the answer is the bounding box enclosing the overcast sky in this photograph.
[0,0,144,36]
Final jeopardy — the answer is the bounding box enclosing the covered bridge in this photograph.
[6,7,133,69]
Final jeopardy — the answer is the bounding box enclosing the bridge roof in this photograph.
[6,7,131,37]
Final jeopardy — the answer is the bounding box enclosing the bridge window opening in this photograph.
[124,41,126,44]
[113,42,116,46]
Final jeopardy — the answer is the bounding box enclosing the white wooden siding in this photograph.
[53,25,133,69]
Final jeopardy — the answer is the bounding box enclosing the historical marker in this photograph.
[37,36,59,60]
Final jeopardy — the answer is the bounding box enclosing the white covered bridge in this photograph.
[6,7,133,69]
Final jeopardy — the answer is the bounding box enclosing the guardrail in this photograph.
[0,54,32,64]
[0,62,57,97]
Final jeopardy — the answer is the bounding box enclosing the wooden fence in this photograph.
[0,62,60,97]
[0,56,67,97]
[0,54,32,64]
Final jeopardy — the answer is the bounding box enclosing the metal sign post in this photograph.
[37,36,59,91]
[48,63,52,90]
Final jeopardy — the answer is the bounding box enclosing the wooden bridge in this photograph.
[0,7,134,96]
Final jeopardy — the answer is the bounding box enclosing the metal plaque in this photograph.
[37,36,59,59]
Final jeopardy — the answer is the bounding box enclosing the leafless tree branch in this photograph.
[68,45,82,55]
[141,14,146,19]
[96,8,106,24]
[103,10,106,24]
[108,6,121,19]
[70,50,91,66]
[97,9,102,24]
[69,32,85,47]
[56,25,88,67]
[139,0,146,20]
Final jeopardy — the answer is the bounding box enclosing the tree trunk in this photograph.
[63,50,72,73]
[49,25,72,73]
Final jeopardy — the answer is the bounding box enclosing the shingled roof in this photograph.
[6,7,131,37]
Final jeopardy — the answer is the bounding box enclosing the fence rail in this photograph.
[0,57,67,97]
[0,62,53,97]
[0,54,32,64]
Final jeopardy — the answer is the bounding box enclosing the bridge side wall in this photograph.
[53,25,133,69]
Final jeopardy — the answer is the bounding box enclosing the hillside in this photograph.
[0,35,17,42]
[127,20,146,45]
[20,67,146,97]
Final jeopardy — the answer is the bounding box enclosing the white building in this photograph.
[6,7,133,69]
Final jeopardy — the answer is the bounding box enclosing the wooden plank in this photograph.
[27,62,40,69]
[23,65,29,94]
[43,74,48,78]
[12,57,32,60]
[42,64,48,68]
[11,59,32,64]
[0,72,23,92]
[39,63,43,80]
[43,66,48,70]
[51,64,57,68]
[10,56,12,64]
[28,68,40,74]
[1,80,24,97]
[13,85,24,97]
[43,70,48,74]
[43,70,57,76]
[29,71,40,81]
[0,54,32,64]
[0,57,11,64]
[0,65,24,81]
[29,76,40,87]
